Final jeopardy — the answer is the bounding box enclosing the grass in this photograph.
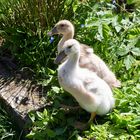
[0,105,20,140]
[0,0,140,140]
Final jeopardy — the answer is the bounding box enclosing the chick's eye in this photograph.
[68,46,72,49]
[60,24,65,27]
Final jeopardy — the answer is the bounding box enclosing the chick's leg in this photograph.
[74,112,96,130]
[88,112,96,124]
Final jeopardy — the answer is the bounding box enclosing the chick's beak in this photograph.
[47,27,58,36]
[54,51,67,64]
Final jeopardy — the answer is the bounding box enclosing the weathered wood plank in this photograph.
[0,59,47,139]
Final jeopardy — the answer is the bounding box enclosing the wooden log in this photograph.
[0,60,47,139]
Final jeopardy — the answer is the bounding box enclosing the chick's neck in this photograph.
[65,51,80,74]
[58,31,74,52]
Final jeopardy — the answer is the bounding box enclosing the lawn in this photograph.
[0,0,140,140]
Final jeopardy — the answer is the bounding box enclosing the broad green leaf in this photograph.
[121,18,132,26]
[131,117,140,125]
[112,16,122,32]
[124,55,135,70]
[36,111,43,119]
[26,132,35,138]
[131,47,140,56]
[127,38,139,47]
[117,45,130,56]
[40,76,53,86]
[127,0,134,4]
[47,68,55,74]
[28,112,35,123]
[115,25,122,33]
[43,109,48,118]
[52,86,60,93]
[95,34,102,41]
